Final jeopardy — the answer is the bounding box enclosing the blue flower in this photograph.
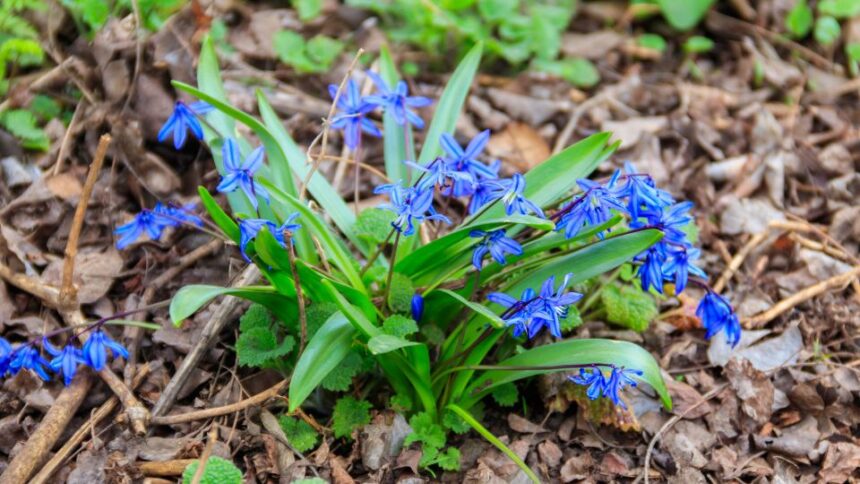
[158,101,213,149]
[8,345,51,381]
[329,79,382,150]
[470,229,523,270]
[0,338,12,375]
[570,366,642,409]
[44,339,84,386]
[365,71,432,129]
[556,179,627,239]
[115,209,170,250]
[637,244,667,294]
[662,245,706,294]
[407,157,472,191]
[217,139,269,210]
[375,183,450,236]
[467,178,501,214]
[238,218,271,262]
[610,162,672,218]
[82,330,129,372]
[411,294,424,321]
[440,131,498,197]
[154,202,203,228]
[490,174,544,218]
[488,274,582,339]
[270,213,302,246]
[696,291,742,347]
[634,201,694,245]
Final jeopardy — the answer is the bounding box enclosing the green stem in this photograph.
[104,320,162,331]
[382,231,401,310]
[579,267,622,314]
[360,228,395,276]
[447,404,540,483]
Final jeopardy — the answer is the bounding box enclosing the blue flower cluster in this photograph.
[488,274,583,339]
[569,365,643,409]
[237,214,301,262]
[375,183,450,236]
[217,138,269,210]
[115,203,203,249]
[0,330,128,386]
[469,229,522,270]
[552,162,741,347]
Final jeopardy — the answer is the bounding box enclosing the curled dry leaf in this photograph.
[725,358,774,429]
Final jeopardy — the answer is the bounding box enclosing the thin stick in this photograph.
[51,100,85,176]
[152,380,287,425]
[285,234,307,353]
[0,373,94,484]
[360,228,395,276]
[61,134,110,307]
[30,365,151,484]
[309,153,389,180]
[713,231,768,293]
[744,265,860,328]
[190,426,219,484]
[299,50,365,200]
[137,459,197,477]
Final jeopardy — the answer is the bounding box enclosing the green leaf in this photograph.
[240,304,273,331]
[294,0,323,21]
[181,456,242,484]
[387,273,414,313]
[320,351,364,391]
[478,0,518,21]
[198,187,241,243]
[356,209,395,244]
[786,0,813,38]
[436,289,505,328]
[601,284,657,332]
[637,33,667,53]
[818,0,860,18]
[434,447,462,471]
[491,382,519,407]
[368,334,420,355]
[461,339,671,410]
[383,315,419,337]
[332,396,372,439]
[306,302,338,337]
[417,43,482,165]
[404,412,446,449]
[655,0,714,30]
[814,16,841,46]
[237,329,295,367]
[683,35,714,54]
[170,285,292,326]
[289,312,355,411]
[379,46,413,183]
[533,58,599,88]
[306,35,343,68]
[0,110,48,151]
[278,415,319,452]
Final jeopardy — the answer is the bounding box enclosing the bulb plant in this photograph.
[0,38,742,481]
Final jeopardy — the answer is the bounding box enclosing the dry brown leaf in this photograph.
[725,358,774,430]
[820,442,860,483]
[486,122,551,172]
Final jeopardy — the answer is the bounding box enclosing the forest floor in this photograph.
[1,1,859,483]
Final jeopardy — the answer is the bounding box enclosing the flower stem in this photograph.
[382,231,401,311]
[359,228,396,276]
[285,232,308,353]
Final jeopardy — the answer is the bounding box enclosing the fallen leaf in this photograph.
[45,173,83,201]
[666,378,711,419]
[752,415,820,459]
[602,116,667,150]
[726,358,774,429]
[507,413,546,434]
[819,442,860,483]
[41,249,123,304]
[486,122,551,172]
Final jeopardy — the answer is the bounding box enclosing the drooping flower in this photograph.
[470,229,523,270]
[375,183,450,236]
[637,244,668,294]
[329,79,382,150]
[570,366,642,409]
[439,131,498,197]
[490,174,544,218]
[8,345,51,381]
[488,274,582,339]
[365,71,433,129]
[468,178,501,215]
[44,339,84,386]
[411,294,424,322]
[556,179,627,239]
[487,287,538,338]
[269,213,302,246]
[662,245,707,294]
[82,330,129,372]
[238,218,272,262]
[153,202,203,228]
[696,291,742,347]
[610,162,672,219]
[0,338,12,375]
[216,139,269,210]
[635,201,694,245]
[115,209,170,250]
[158,101,213,149]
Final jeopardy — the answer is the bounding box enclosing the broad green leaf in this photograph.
[181,456,242,484]
[278,416,318,452]
[637,33,667,53]
[656,0,715,30]
[683,35,714,54]
[236,329,295,367]
[436,289,505,328]
[417,43,482,164]
[459,338,671,411]
[383,315,419,337]
[170,285,294,327]
[257,92,364,256]
[332,396,372,439]
[468,132,614,224]
[262,180,366,292]
[321,280,381,338]
[814,16,841,46]
[818,0,860,18]
[532,58,600,88]
[198,187,240,243]
[368,334,420,354]
[289,311,355,411]
[294,0,323,21]
[785,0,813,38]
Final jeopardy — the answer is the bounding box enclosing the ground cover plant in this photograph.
[0,39,743,480]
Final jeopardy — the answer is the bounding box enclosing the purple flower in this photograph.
[44,339,84,386]
[0,338,12,375]
[439,131,498,197]
[237,215,301,262]
[570,366,642,408]
[407,157,472,192]
[556,179,627,239]
[115,209,169,250]
[8,345,51,381]
[470,229,523,270]
[365,71,432,129]
[490,174,544,218]
[329,79,382,150]
[158,101,213,149]
[82,330,128,371]
[634,201,694,245]
[154,202,203,228]
[610,162,672,218]
[468,178,501,214]
[216,138,269,210]
[696,291,742,347]
[375,183,450,236]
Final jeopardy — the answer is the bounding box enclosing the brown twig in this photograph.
[137,459,197,477]
[713,231,768,293]
[0,372,94,484]
[151,264,261,417]
[61,133,111,307]
[30,365,151,484]
[190,426,219,484]
[744,265,860,328]
[51,100,85,176]
[151,380,287,425]
[553,76,639,154]
[299,49,364,200]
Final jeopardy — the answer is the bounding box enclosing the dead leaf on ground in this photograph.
[725,358,774,429]
[819,442,860,482]
[602,116,667,150]
[486,122,551,172]
[41,249,123,304]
